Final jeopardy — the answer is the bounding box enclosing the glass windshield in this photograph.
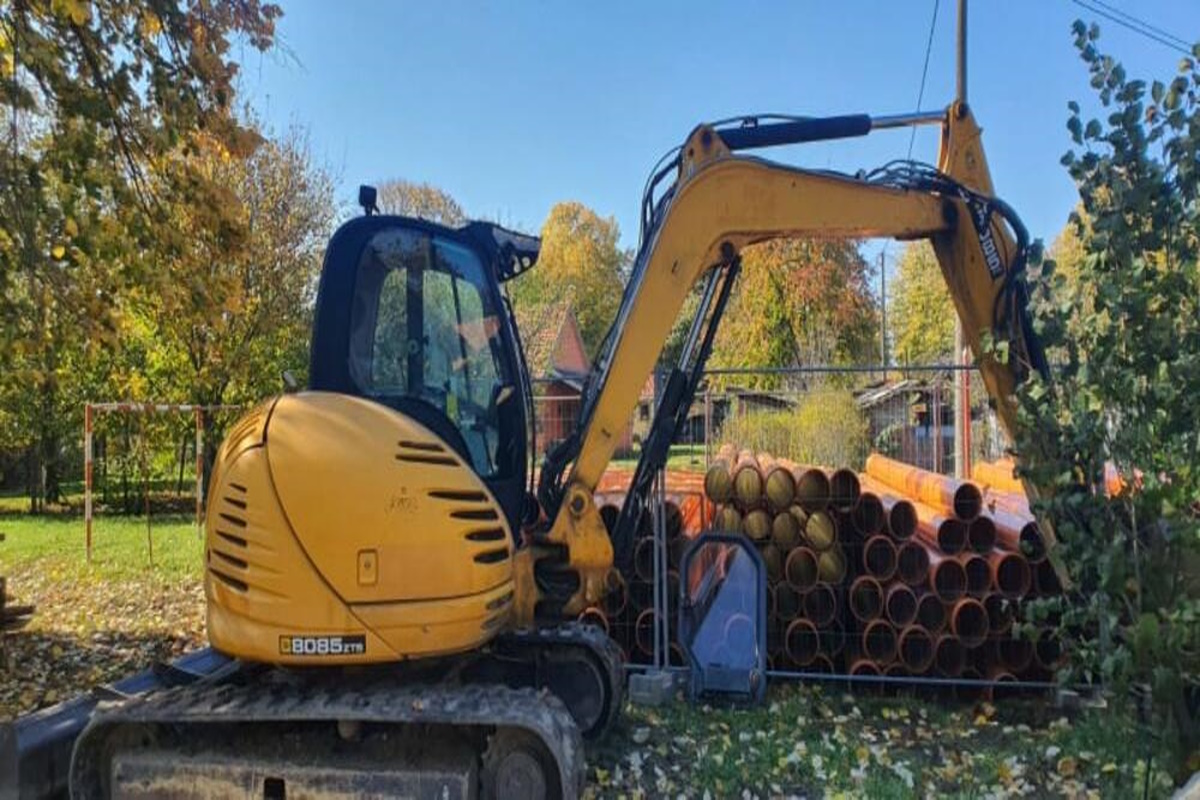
[350,227,508,476]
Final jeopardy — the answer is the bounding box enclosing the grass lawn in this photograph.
[0,512,205,719]
[611,443,709,474]
[0,513,1183,796]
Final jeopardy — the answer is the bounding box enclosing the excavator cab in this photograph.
[308,210,539,531]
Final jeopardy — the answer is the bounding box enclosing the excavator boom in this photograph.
[525,103,1047,620]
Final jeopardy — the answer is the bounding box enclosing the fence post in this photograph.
[195,407,204,537]
[703,387,712,468]
[84,402,93,563]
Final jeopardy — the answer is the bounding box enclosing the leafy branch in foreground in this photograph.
[1017,21,1200,777]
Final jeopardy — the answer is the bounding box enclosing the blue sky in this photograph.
[240,1,1195,262]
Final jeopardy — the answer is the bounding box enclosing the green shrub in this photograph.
[718,389,868,468]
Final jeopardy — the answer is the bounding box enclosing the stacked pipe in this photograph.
[859,454,1062,689]
[697,446,1065,693]
[591,481,712,666]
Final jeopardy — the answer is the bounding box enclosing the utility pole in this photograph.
[952,0,968,478]
[879,250,887,379]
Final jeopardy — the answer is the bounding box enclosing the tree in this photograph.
[375,178,465,226]
[122,124,336,465]
[0,0,281,508]
[509,201,626,356]
[889,242,954,364]
[709,239,877,388]
[1016,24,1199,775]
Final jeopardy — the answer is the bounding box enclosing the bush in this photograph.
[718,389,869,468]
[1015,24,1200,778]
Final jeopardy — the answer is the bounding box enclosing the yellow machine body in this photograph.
[205,391,514,665]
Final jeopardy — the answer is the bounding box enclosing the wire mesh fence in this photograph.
[548,363,1059,693]
[531,364,1009,477]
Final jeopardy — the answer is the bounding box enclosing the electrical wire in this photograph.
[909,0,941,160]
[1084,0,1192,50]
[1069,0,1193,56]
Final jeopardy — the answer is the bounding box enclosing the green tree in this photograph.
[1017,23,1200,774]
[122,125,336,462]
[375,178,465,226]
[709,239,877,388]
[889,242,954,364]
[510,201,626,356]
[0,0,280,508]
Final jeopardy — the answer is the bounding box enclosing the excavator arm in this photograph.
[515,103,1048,622]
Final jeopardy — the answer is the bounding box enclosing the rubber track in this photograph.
[502,621,625,739]
[70,679,585,799]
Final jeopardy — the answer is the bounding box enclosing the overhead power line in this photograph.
[908,0,941,160]
[1069,0,1194,56]
[1088,0,1191,50]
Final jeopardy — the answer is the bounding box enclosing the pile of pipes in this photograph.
[702,445,1064,690]
[591,481,711,665]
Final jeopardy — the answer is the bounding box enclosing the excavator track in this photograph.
[66,624,620,799]
[495,621,625,740]
[70,679,584,799]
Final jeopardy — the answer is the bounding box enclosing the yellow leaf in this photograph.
[1057,756,1077,778]
[140,12,163,37]
[70,0,90,25]
[51,244,66,260]
[64,217,78,237]
[1101,762,1117,774]
[855,745,870,766]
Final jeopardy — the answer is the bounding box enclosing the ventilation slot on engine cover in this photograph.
[451,508,500,522]
[223,496,247,510]
[219,512,247,529]
[213,550,248,570]
[465,528,506,543]
[474,548,509,565]
[398,439,446,452]
[217,531,248,549]
[210,568,249,592]
[395,452,458,466]
[428,489,489,503]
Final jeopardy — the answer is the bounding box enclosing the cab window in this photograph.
[349,227,509,477]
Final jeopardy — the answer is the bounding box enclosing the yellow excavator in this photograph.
[4,56,1047,800]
